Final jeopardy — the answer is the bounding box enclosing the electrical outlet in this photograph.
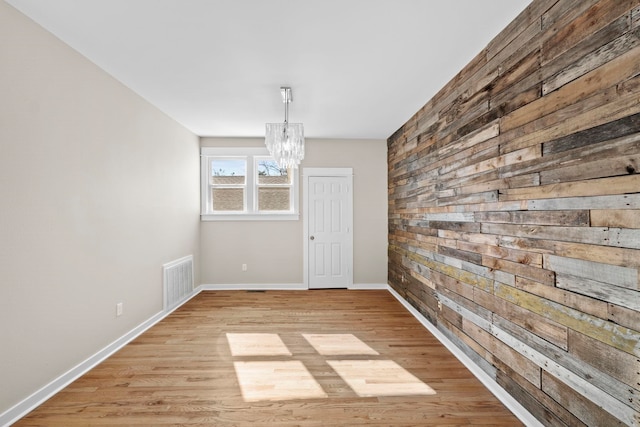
[242,263,247,271]
[116,302,123,317]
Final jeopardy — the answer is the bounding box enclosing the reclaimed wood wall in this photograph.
[387,1,640,426]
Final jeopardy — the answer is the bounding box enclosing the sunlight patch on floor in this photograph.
[302,333,380,356]
[327,360,436,397]
[233,361,328,402]
[226,333,292,356]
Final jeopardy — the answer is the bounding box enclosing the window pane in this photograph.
[211,159,246,184]
[257,160,290,184]
[212,188,244,211]
[258,187,290,211]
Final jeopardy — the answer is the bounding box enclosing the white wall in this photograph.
[0,2,200,414]
[200,137,388,286]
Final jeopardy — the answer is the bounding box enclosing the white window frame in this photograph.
[201,147,299,221]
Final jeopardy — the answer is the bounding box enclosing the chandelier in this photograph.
[265,87,304,169]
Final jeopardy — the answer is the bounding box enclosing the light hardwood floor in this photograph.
[15,290,524,426]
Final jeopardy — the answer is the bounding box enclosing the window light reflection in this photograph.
[226,333,292,356]
[302,333,380,356]
[327,360,436,397]
[233,361,327,402]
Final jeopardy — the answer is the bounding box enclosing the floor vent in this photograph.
[163,255,194,312]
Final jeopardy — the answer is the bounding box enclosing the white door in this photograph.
[306,174,352,289]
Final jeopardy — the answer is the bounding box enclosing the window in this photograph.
[201,147,299,220]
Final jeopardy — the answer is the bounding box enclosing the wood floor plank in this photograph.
[15,290,523,426]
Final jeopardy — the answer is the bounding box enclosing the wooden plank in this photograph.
[539,153,640,184]
[456,231,501,246]
[496,367,579,427]
[540,0,598,32]
[436,237,458,250]
[437,229,463,240]
[495,282,640,357]
[474,290,568,350]
[497,236,640,270]
[614,228,640,249]
[482,222,613,247]
[429,47,488,116]
[440,317,498,378]
[513,276,609,326]
[491,325,636,426]
[499,174,640,202]
[457,240,543,268]
[439,169,501,193]
[458,200,528,213]
[437,190,498,207]
[542,112,640,155]
[483,18,541,91]
[427,221,480,233]
[453,255,516,287]
[541,12,630,82]
[395,246,495,293]
[633,5,640,29]
[502,44,640,133]
[501,130,640,180]
[568,329,640,392]
[608,303,640,333]
[462,318,542,388]
[528,193,640,210]
[422,212,474,222]
[440,146,540,181]
[439,93,491,140]
[541,372,628,427]
[438,145,501,177]
[491,80,541,118]
[454,173,541,197]
[494,314,639,413]
[491,48,540,97]
[437,121,500,159]
[452,108,502,144]
[543,27,640,94]
[486,0,545,61]
[441,304,463,330]
[431,269,475,301]
[499,82,640,154]
[591,209,640,228]
[437,246,483,265]
[619,69,640,96]
[475,210,589,226]
[557,274,640,311]
[482,255,555,285]
[545,254,638,289]
[439,293,493,331]
[541,0,634,64]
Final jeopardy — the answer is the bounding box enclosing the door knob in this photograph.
[310,236,315,240]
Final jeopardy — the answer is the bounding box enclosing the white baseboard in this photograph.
[348,283,388,290]
[386,286,543,427]
[197,283,389,291]
[197,283,307,291]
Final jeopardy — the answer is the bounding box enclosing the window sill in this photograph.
[201,213,299,221]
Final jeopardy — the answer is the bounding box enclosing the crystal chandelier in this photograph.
[265,87,304,169]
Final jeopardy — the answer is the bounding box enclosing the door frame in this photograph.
[302,168,353,289]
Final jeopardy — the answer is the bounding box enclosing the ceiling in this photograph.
[5,0,531,139]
